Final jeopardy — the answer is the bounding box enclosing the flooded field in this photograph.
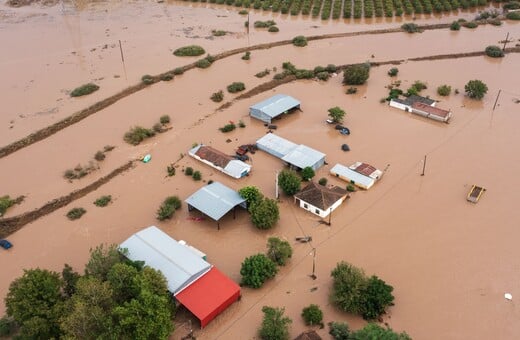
[1,0,520,339]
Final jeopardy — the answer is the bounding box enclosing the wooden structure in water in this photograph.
[467,185,486,203]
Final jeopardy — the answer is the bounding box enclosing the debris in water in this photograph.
[504,293,512,300]
[310,287,318,292]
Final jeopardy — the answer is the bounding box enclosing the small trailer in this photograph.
[467,185,486,203]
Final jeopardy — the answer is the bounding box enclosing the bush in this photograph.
[160,73,173,81]
[255,69,271,78]
[316,71,330,81]
[346,87,357,94]
[94,151,106,161]
[318,177,327,186]
[301,166,315,181]
[141,74,154,85]
[0,195,16,216]
[437,85,452,96]
[450,21,461,30]
[195,58,212,69]
[70,83,99,97]
[156,196,182,220]
[123,126,155,145]
[343,63,370,85]
[267,237,292,266]
[268,26,280,32]
[328,106,346,123]
[153,123,163,133]
[352,323,411,339]
[329,321,351,340]
[185,167,194,176]
[212,29,226,36]
[463,21,478,28]
[67,207,86,220]
[242,51,251,60]
[465,79,488,99]
[167,165,176,176]
[94,195,112,207]
[227,82,246,93]
[250,198,280,229]
[240,254,278,288]
[254,20,277,28]
[504,1,520,10]
[401,23,421,33]
[160,115,170,125]
[506,11,520,20]
[173,45,206,56]
[239,186,264,209]
[239,9,249,14]
[211,90,224,102]
[292,35,308,47]
[173,67,184,75]
[0,316,16,337]
[360,275,395,320]
[347,184,356,192]
[238,120,246,128]
[301,304,323,326]
[278,170,301,195]
[326,64,338,73]
[219,123,236,132]
[485,45,504,58]
[259,306,291,340]
[388,67,399,77]
[192,171,202,181]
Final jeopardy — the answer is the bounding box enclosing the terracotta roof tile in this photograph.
[195,146,233,168]
[294,182,347,210]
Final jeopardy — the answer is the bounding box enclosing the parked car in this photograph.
[326,119,334,124]
[0,239,13,250]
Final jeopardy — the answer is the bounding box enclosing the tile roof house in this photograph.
[389,94,452,123]
[294,181,348,218]
[188,144,251,179]
[330,162,383,190]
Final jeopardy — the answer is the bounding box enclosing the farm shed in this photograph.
[330,163,380,190]
[389,94,436,111]
[175,267,240,328]
[188,144,251,179]
[249,94,301,123]
[185,182,247,229]
[119,226,211,294]
[294,181,348,218]
[256,133,326,171]
[389,95,451,123]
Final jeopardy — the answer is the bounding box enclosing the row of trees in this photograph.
[1,245,174,339]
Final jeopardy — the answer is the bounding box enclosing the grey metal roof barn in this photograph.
[256,133,326,171]
[185,182,247,229]
[249,94,301,123]
[119,226,211,295]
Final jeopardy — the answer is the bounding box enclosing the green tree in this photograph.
[278,169,301,195]
[485,45,504,58]
[267,237,293,266]
[259,306,292,340]
[250,198,280,229]
[360,275,395,320]
[301,166,315,181]
[465,79,488,99]
[62,264,81,298]
[329,321,351,340]
[239,186,264,209]
[327,106,346,123]
[343,63,370,85]
[330,262,367,315]
[352,323,411,340]
[240,254,278,288]
[107,262,140,304]
[437,84,452,96]
[301,304,323,326]
[5,268,64,339]
[84,244,124,280]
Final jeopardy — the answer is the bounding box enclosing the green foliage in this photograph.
[212,29,226,36]
[85,244,125,280]
[195,58,212,68]
[185,167,194,176]
[329,321,351,340]
[0,316,17,337]
[160,72,174,81]
[465,79,488,99]
[401,22,421,33]
[316,71,330,81]
[330,262,367,315]
[124,126,155,145]
[437,85,452,96]
[388,67,399,77]
[506,7,520,17]
[360,275,395,320]
[278,169,301,195]
[192,170,202,181]
[352,323,411,339]
[173,67,184,75]
[250,198,280,229]
[153,122,163,133]
[450,21,461,30]
[240,254,278,288]
[62,264,80,298]
[347,184,356,192]
[94,195,112,207]
[301,304,323,326]
[167,164,176,176]
[406,80,427,96]
[239,9,249,14]
[173,45,206,56]
[255,69,271,78]
[259,306,291,340]
[239,186,264,209]
[346,87,358,94]
[301,166,315,181]
[463,21,478,28]
[485,45,504,58]
[504,1,520,9]
[211,90,224,102]
[238,120,246,128]
[343,63,370,85]
[0,195,16,216]
[5,268,64,339]
[156,196,182,221]
[227,82,246,93]
[70,83,100,97]
[94,150,106,161]
[141,74,154,85]
[268,26,280,32]
[242,51,251,60]
[219,123,237,132]
[160,115,170,125]
[328,106,346,123]
[292,35,308,47]
[267,237,293,266]
[254,20,277,28]
[67,207,86,220]
[318,177,327,186]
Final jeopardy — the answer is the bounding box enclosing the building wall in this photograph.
[311,157,326,171]
[297,197,345,217]
[389,100,411,111]
[189,153,240,179]
[250,108,271,123]
[411,108,451,123]
[331,172,373,190]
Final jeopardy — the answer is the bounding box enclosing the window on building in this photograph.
[315,209,320,214]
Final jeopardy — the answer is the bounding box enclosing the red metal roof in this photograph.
[411,102,451,119]
[175,267,240,328]
[352,162,377,177]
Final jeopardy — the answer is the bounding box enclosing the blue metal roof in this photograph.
[185,182,246,221]
[250,94,300,118]
[282,144,325,169]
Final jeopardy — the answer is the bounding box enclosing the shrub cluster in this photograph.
[211,90,224,102]
[292,35,308,47]
[195,54,215,69]
[405,80,427,96]
[485,45,504,58]
[267,237,293,266]
[388,67,399,77]
[450,21,461,30]
[219,122,237,132]
[64,163,97,180]
[141,74,154,85]
[227,82,246,93]
[124,126,155,145]
[437,84,452,96]
[268,26,280,32]
[343,63,370,85]
[156,196,182,221]
[254,20,276,28]
[255,69,271,78]
[301,304,323,326]
[173,45,206,56]
[242,51,251,60]
[70,83,100,97]
[67,207,86,220]
[401,23,421,33]
[507,11,520,20]
[212,29,226,36]
[94,195,112,207]
[0,196,17,216]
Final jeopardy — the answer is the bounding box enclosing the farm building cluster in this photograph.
[389,95,452,123]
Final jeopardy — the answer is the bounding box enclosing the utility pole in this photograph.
[490,89,501,127]
[275,171,279,199]
[421,155,427,176]
[310,248,317,280]
[327,207,332,226]
[119,40,127,80]
[502,32,509,51]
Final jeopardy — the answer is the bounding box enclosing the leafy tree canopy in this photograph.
[240,254,278,288]
[465,79,488,100]
[301,166,316,181]
[250,198,280,229]
[278,169,301,196]
[267,237,293,266]
[343,63,370,85]
[239,186,264,209]
[328,106,346,123]
[259,306,292,340]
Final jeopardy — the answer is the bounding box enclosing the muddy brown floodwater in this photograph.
[1,1,520,339]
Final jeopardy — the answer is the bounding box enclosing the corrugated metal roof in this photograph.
[224,160,251,178]
[119,226,211,294]
[282,144,325,169]
[256,133,298,158]
[185,182,246,221]
[250,94,300,118]
[330,163,375,188]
